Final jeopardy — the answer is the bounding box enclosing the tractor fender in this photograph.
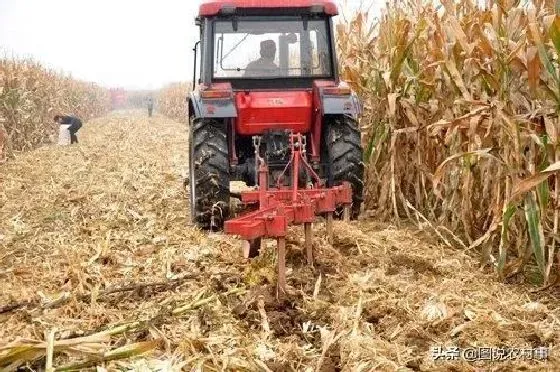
[318,89,362,120]
[188,92,202,118]
[189,91,237,120]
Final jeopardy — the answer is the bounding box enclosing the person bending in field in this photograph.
[54,114,82,144]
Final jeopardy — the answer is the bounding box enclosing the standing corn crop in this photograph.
[337,0,560,284]
[0,57,110,160]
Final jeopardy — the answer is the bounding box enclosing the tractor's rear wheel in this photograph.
[323,115,365,220]
[189,118,230,230]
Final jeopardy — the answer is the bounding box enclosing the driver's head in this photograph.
[260,40,276,60]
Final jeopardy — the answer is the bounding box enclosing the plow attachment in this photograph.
[224,133,353,297]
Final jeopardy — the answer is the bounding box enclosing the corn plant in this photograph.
[0,57,110,160]
[156,82,191,123]
[337,0,560,285]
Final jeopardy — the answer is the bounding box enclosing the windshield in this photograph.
[212,18,333,79]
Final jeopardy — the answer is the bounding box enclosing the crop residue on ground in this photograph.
[1,111,559,371]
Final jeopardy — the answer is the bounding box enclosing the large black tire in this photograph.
[323,116,365,219]
[189,118,230,230]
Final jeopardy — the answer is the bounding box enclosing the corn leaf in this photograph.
[510,161,560,202]
[524,193,547,277]
[548,16,560,56]
[498,204,518,276]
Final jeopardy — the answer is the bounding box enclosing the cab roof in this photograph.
[199,0,338,17]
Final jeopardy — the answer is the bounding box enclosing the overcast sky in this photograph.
[0,0,376,90]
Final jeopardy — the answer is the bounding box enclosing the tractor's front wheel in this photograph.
[323,115,365,220]
[189,118,230,230]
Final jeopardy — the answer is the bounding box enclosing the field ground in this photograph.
[1,111,559,371]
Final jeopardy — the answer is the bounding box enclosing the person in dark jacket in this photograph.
[244,40,279,77]
[147,97,154,117]
[54,114,82,144]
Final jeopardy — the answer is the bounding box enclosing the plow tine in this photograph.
[343,206,351,222]
[277,237,287,299]
[326,212,334,244]
[242,239,261,259]
[304,222,313,266]
[242,240,250,258]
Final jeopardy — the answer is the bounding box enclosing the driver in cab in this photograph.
[244,39,279,77]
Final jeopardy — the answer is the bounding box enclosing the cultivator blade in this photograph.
[224,132,352,298]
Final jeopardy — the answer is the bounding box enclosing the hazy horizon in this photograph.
[0,0,374,90]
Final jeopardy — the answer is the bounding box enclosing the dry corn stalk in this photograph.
[0,57,110,160]
[336,0,560,284]
[157,82,191,123]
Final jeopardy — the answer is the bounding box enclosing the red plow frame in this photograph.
[224,133,353,297]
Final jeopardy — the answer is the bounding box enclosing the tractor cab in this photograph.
[208,9,335,86]
[188,0,364,235]
[194,1,338,87]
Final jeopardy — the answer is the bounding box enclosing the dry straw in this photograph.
[1,112,558,370]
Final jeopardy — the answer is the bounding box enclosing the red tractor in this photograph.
[109,88,126,110]
[188,0,364,233]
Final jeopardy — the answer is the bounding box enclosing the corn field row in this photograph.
[124,89,155,109]
[0,58,110,160]
[337,0,560,284]
[156,82,190,123]
[151,0,560,285]
[3,0,560,286]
